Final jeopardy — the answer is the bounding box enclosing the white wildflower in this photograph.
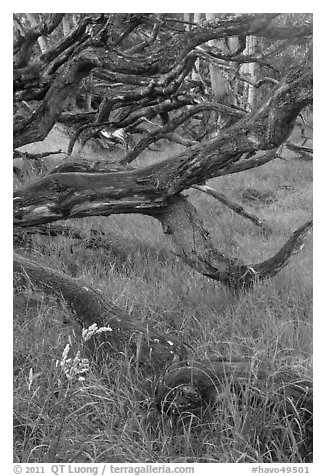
[82,322,113,341]
[82,323,98,341]
[61,343,70,365]
[28,367,41,391]
[28,368,33,391]
[57,343,90,382]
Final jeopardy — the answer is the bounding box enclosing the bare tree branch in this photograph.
[215,149,282,177]
[14,50,101,148]
[12,16,313,455]
[14,14,64,68]
[155,359,312,462]
[158,196,312,290]
[285,142,313,160]
[120,102,244,164]
[13,253,189,373]
[13,149,63,161]
[192,184,272,233]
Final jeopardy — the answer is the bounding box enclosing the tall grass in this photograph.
[13,127,312,463]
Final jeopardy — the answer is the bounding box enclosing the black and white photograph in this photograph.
[12,11,313,470]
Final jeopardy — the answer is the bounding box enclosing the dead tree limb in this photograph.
[156,359,313,414]
[13,63,312,226]
[13,162,312,290]
[13,49,101,149]
[13,26,312,292]
[13,188,311,291]
[158,196,312,290]
[164,133,198,147]
[67,95,194,155]
[13,149,63,161]
[49,155,135,174]
[120,102,244,164]
[15,55,312,198]
[13,13,312,153]
[13,68,313,293]
[192,184,272,233]
[13,253,189,373]
[13,14,65,68]
[285,142,313,160]
[215,149,282,176]
[155,359,312,461]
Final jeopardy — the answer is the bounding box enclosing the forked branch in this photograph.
[158,196,312,290]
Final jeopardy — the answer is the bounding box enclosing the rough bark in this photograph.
[215,149,282,176]
[120,102,244,164]
[14,50,101,149]
[13,174,312,291]
[13,15,313,456]
[155,359,312,461]
[14,14,64,68]
[13,59,312,291]
[158,196,312,290]
[156,359,312,413]
[13,253,189,374]
[13,61,312,221]
[13,13,312,158]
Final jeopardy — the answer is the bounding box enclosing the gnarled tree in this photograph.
[13,13,313,455]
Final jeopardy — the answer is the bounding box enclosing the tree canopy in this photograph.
[14,12,313,289]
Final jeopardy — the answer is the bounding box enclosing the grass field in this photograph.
[13,126,313,463]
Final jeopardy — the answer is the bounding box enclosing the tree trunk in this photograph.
[247,36,257,109]
[13,253,189,374]
[192,13,201,82]
[26,13,49,53]
[12,14,313,459]
[13,165,312,291]
[205,13,235,134]
[205,13,229,101]
[14,62,312,222]
[13,59,312,290]
[155,359,312,461]
[62,14,71,36]
[183,13,191,28]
